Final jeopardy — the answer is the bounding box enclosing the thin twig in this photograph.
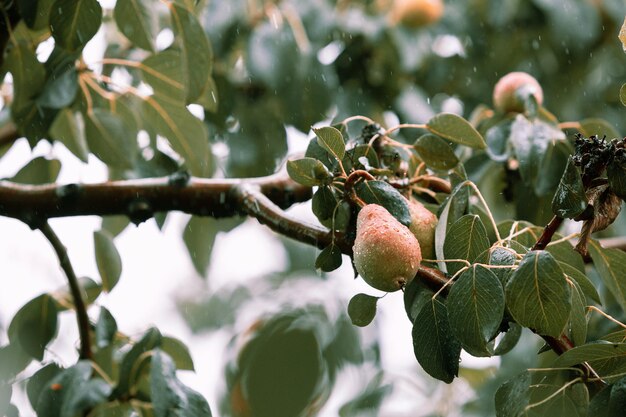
[39,222,92,359]
[532,215,564,250]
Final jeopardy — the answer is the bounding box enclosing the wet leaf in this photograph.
[313,126,345,161]
[49,109,89,162]
[414,134,459,170]
[447,265,505,356]
[552,156,586,218]
[412,298,461,383]
[286,158,333,187]
[505,251,571,337]
[95,307,117,349]
[315,244,343,272]
[426,113,486,149]
[85,109,137,169]
[443,214,490,276]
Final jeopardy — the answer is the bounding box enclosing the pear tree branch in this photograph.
[39,222,92,360]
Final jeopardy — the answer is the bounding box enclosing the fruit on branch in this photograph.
[389,0,444,28]
[353,204,422,292]
[408,199,438,259]
[492,71,544,113]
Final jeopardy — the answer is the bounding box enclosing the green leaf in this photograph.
[620,84,626,107]
[114,0,157,52]
[8,294,59,361]
[170,3,213,103]
[10,157,61,184]
[435,181,469,271]
[94,230,122,293]
[5,44,46,105]
[95,307,117,349]
[151,350,212,417]
[579,118,620,140]
[414,134,459,170]
[488,246,517,286]
[286,158,332,187]
[443,214,490,276]
[35,361,112,417]
[51,276,102,311]
[404,278,435,323]
[85,109,137,169]
[505,251,571,337]
[141,50,186,103]
[347,293,378,327]
[354,180,411,226]
[588,240,626,313]
[412,298,461,383]
[607,154,626,200]
[552,157,586,218]
[495,371,588,417]
[115,327,162,397]
[447,265,505,356]
[495,371,530,417]
[101,216,130,237]
[0,343,33,382]
[568,280,587,346]
[493,323,522,355]
[426,113,486,149]
[141,97,212,176]
[161,337,195,371]
[194,74,219,112]
[315,244,343,272]
[49,0,102,51]
[183,216,241,276]
[554,342,626,368]
[559,262,601,304]
[312,186,337,224]
[49,109,89,162]
[26,363,63,409]
[313,126,346,161]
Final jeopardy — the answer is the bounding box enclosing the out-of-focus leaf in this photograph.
[142,97,212,177]
[35,361,112,417]
[347,293,378,327]
[49,0,102,51]
[94,230,122,293]
[170,3,213,103]
[49,109,89,162]
[8,294,59,361]
[51,277,102,311]
[114,0,157,52]
[10,157,61,184]
[579,118,620,139]
[95,307,117,349]
[161,337,195,371]
[183,216,242,277]
[85,109,137,169]
[26,363,62,409]
[115,327,162,397]
[141,50,186,103]
[0,344,32,382]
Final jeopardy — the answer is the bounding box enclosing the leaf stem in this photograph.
[39,222,92,359]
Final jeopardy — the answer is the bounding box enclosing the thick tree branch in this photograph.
[39,222,92,360]
[0,171,312,226]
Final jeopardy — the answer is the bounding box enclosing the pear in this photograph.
[408,200,438,260]
[353,204,422,292]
